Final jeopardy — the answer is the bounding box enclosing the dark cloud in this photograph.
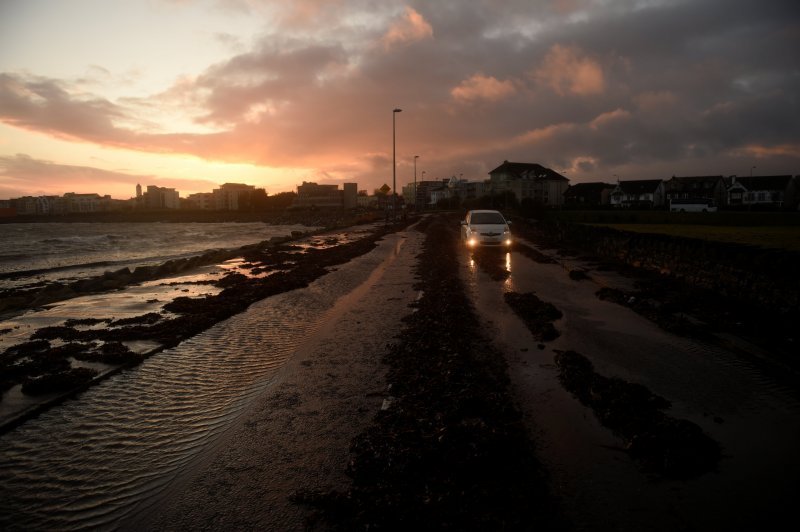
[0,73,126,142]
[1,0,798,194]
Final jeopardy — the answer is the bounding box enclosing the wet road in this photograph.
[462,238,800,531]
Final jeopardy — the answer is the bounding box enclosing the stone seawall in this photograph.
[544,222,799,311]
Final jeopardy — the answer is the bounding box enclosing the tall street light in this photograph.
[420,170,426,211]
[392,108,402,221]
[413,155,419,212]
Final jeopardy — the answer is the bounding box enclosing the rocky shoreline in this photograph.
[0,220,408,433]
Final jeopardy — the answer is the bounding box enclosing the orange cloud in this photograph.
[590,108,631,129]
[534,44,604,96]
[512,123,577,147]
[451,74,516,104]
[382,6,433,49]
[735,143,800,158]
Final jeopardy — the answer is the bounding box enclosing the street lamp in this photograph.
[413,155,419,213]
[420,170,426,211]
[392,108,402,221]
[750,166,756,177]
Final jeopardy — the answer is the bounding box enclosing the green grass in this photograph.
[547,210,800,227]
[589,224,800,251]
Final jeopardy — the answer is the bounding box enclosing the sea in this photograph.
[0,220,380,530]
[0,221,313,291]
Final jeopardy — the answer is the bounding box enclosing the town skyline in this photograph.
[2,1,799,200]
[1,164,796,203]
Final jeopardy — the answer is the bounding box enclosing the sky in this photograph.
[1,0,798,200]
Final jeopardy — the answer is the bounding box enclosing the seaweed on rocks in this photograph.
[110,313,162,327]
[73,341,141,365]
[21,367,99,396]
[63,318,109,327]
[568,269,591,281]
[504,291,563,342]
[298,215,563,531]
[554,349,721,479]
[1,221,414,431]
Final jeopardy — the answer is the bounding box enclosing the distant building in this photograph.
[664,175,725,208]
[10,193,119,215]
[343,183,358,209]
[609,179,665,208]
[143,186,180,209]
[63,192,114,213]
[429,186,452,205]
[210,183,254,210]
[184,192,214,210]
[456,179,489,200]
[413,180,448,208]
[564,182,615,207]
[726,175,797,209]
[290,181,359,209]
[358,192,377,209]
[488,161,569,206]
[0,198,16,217]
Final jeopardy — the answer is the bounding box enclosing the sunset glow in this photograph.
[1,0,798,200]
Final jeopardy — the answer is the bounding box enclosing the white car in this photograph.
[460,209,513,248]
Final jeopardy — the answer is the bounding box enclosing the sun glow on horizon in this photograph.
[0,124,311,200]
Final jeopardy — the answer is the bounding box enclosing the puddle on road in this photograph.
[461,243,800,531]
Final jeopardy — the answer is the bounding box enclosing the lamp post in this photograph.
[392,108,402,221]
[750,166,756,177]
[420,170,426,211]
[413,155,419,213]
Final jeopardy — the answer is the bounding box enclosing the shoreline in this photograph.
[0,219,411,435]
[0,208,380,226]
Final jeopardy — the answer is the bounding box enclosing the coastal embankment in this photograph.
[513,218,799,370]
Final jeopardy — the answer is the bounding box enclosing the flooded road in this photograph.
[0,226,422,531]
[462,239,800,531]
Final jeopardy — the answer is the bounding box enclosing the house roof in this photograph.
[665,175,723,190]
[565,182,615,195]
[614,179,663,194]
[730,175,793,191]
[488,161,568,181]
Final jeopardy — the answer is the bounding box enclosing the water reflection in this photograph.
[0,249,374,531]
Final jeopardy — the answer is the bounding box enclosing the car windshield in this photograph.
[470,212,505,224]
